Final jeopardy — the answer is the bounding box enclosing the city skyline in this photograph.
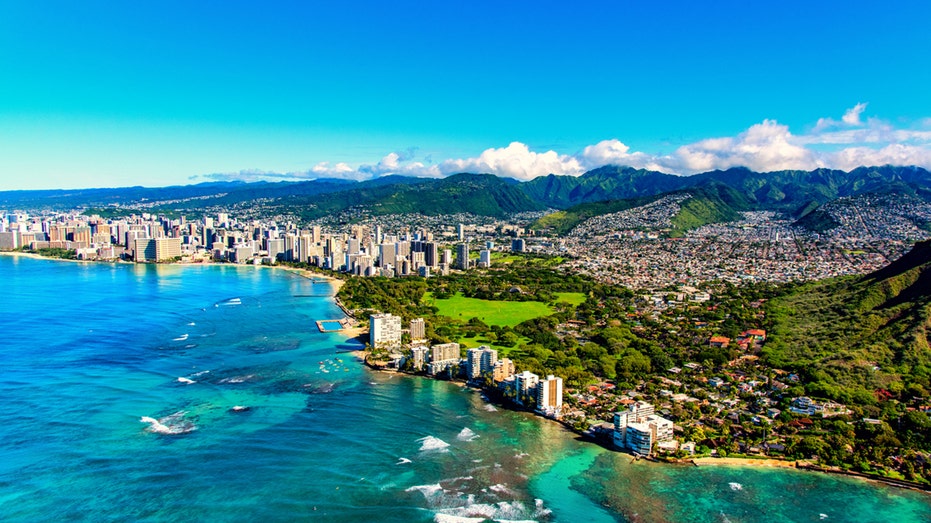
[3,1,931,190]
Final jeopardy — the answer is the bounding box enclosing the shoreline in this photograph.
[353,349,931,496]
[692,456,931,493]
[690,457,801,469]
[0,250,97,264]
[2,251,365,341]
[11,249,930,495]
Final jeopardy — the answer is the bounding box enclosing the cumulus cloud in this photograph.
[661,120,821,173]
[194,105,931,183]
[828,144,931,172]
[438,142,585,180]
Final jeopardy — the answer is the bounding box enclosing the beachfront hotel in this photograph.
[613,401,674,456]
[369,313,402,351]
[536,374,564,418]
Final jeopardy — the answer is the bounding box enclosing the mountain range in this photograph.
[2,165,930,232]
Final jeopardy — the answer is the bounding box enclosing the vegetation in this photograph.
[29,247,78,259]
[284,173,543,220]
[763,240,931,406]
[530,184,748,237]
[425,292,555,327]
[336,240,931,483]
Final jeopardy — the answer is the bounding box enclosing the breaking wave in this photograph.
[418,436,450,452]
[457,427,479,442]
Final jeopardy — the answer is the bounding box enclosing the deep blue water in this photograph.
[1,255,930,522]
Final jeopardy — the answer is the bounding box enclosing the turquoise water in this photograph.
[1,255,930,522]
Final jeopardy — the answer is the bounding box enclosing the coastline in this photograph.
[0,250,96,264]
[690,456,931,493]
[691,457,801,469]
[8,249,930,498]
[2,251,366,341]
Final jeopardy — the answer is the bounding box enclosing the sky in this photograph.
[2,1,931,190]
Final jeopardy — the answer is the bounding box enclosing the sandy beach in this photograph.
[691,457,801,468]
[0,250,95,264]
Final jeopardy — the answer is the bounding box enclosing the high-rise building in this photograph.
[492,358,515,382]
[410,318,426,341]
[466,346,498,380]
[536,375,564,418]
[479,249,491,267]
[456,243,469,270]
[379,243,397,268]
[409,346,429,371]
[133,237,182,262]
[427,342,461,375]
[425,242,438,267]
[369,313,402,351]
[511,238,525,253]
[612,401,672,455]
[514,371,540,404]
[266,238,284,261]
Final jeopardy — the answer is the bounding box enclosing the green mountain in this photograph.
[520,165,684,208]
[519,165,931,212]
[530,183,749,236]
[281,173,544,220]
[763,240,931,405]
[4,164,929,223]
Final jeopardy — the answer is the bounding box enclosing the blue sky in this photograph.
[2,1,931,190]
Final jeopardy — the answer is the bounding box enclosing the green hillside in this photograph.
[283,173,544,219]
[531,184,748,236]
[763,240,931,405]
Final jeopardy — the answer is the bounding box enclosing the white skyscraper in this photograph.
[369,313,402,351]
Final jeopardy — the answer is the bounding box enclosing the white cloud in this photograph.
[438,142,585,180]
[662,120,822,173]
[842,102,868,125]
[828,144,931,171]
[813,103,869,132]
[195,106,931,183]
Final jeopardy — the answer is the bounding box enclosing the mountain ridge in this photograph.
[2,165,929,221]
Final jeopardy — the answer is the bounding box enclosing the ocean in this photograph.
[1,254,929,522]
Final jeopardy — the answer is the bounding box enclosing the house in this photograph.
[709,336,730,348]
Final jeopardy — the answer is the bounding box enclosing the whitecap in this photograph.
[457,427,479,442]
[820,515,829,520]
[434,515,483,523]
[728,482,742,491]
[418,435,450,452]
[483,404,498,412]
[397,457,412,465]
[177,377,195,384]
[406,483,443,497]
[140,412,196,435]
[173,334,189,341]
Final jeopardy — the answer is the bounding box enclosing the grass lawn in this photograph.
[491,253,523,264]
[553,292,587,306]
[457,336,532,357]
[424,292,554,327]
